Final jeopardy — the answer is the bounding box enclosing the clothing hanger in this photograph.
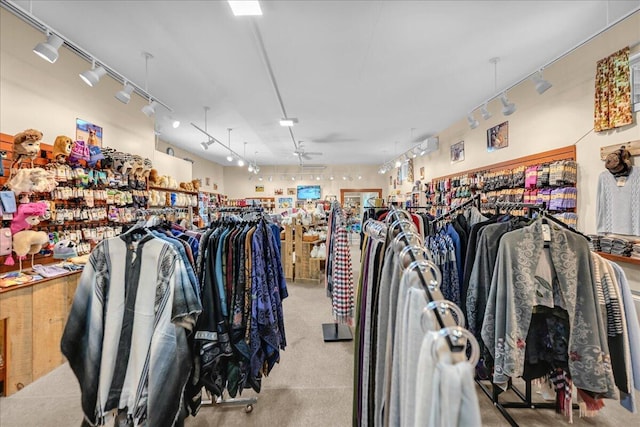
[540,211,590,241]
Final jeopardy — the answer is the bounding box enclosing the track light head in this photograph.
[532,71,552,94]
[170,117,180,128]
[141,100,158,117]
[467,113,479,129]
[33,32,63,63]
[226,153,234,162]
[237,158,245,167]
[500,93,516,116]
[79,64,107,87]
[248,164,254,172]
[329,175,334,180]
[480,104,492,120]
[115,82,135,104]
[394,159,401,168]
[200,141,209,150]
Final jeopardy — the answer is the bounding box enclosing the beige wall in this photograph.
[156,140,225,194]
[223,164,388,205]
[0,10,155,158]
[386,12,640,290]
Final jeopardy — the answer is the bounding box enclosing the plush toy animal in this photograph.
[149,169,160,185]
[10,202,48,234]
[13,129,43,160]
[192,179,201,191]
[7,168,58,195]
[53,135,74,163]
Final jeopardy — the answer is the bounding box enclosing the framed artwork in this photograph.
[389,176,393,186]
[450,141,465,163]
[407,159,414,182]
[205,177,210,186]
[287,188,296,195]
[76,118,103,147]
[419,167,425,180]
[255,185,265,193]
[487,121,509,152]
[277,197,293,209]
[393,178,397,189]
[274,188,284,195]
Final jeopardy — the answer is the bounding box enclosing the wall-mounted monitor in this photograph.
[297,185,321,200]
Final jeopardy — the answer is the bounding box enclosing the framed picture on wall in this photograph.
[76,118,102,147]
[255,185,265,193]
[407,159,414,182]
[450,141,465,163]
[278,197,294,209]
[419,166,425,180]
[274,188,284,195]
[287,188,296,195]
[487,121,509,152]
[205,177,210,186]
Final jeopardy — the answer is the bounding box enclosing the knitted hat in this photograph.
[53,239,78,259]
[87,145,105,167]
[53,135,73,163]
[605,147,632,177]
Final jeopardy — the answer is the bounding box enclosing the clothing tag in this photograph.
[616,176,627,187]
[542,224,551,242]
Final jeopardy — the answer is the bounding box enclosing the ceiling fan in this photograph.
[293,141,323,163]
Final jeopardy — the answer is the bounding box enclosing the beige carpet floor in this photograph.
[1,238,638,426]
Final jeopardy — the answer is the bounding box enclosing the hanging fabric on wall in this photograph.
[594,46,633,132]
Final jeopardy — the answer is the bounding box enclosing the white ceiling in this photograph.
[10,0,640,166]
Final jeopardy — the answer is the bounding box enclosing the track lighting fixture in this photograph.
[200,139,214,150]
[79,60,107,87]
[226,154,234,162]
[500,93,516,115]
[258,176,263,182]
[532,70,552,94]
[394,159,401,168]
[480,104,492,120]
[238,158,245,167]
[291,176,296,181]
[115,81,134,104]
[228,0,263,16]
[169,117,180,128]
[33,31,63,63]
[467,113,479,129]
[248,164,254,173]
[329,176,334,180]
[142,100,158,117]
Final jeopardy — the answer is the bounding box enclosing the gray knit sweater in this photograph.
[596,166,640,236]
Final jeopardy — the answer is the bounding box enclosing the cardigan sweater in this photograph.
[481,220,617,397]
[596,166,640,236]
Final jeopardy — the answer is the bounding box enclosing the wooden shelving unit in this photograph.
[595,252,640,266]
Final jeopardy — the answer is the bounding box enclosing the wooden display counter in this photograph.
[0,270,81,395]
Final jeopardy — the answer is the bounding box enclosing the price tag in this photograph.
[542,223,551,242]
[616,177,627,187]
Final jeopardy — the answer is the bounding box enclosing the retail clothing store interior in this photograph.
[1,1,640,426]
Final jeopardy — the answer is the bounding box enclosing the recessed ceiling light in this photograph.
[280,118,298,127]
[228,1,262,16]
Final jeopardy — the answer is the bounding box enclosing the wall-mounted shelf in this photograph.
[595,252,640,266]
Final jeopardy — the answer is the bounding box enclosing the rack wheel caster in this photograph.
[245,404,253,413]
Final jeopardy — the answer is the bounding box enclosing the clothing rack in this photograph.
[385,207,469,352]
[430,193,481,224]
[474,200,585,426]
[323,201,354,342]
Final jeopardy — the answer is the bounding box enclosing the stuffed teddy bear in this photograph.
[167,176,178,189]
[180,182,194,192]
[192,179,201,191]
[142,158,153,179]
[158,175,168,188]
[13,129,43,161]
[52,135,73,163]
[149,169,160,186]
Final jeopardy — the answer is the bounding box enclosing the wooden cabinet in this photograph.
[0,272,80,395]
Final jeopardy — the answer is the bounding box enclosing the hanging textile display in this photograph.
[61,211,288,426]
[325,203,354,324]
[594,46,633,132]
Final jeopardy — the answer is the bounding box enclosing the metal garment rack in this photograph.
[430,193,481,224]
[474,200,583,426]
[380,207,467,350]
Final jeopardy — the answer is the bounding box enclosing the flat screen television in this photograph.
[297,185,321,200]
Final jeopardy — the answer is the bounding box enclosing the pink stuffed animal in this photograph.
[10,202,48,234]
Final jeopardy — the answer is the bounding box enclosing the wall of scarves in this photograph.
[61,213,288,426]
[355,212,482,427]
